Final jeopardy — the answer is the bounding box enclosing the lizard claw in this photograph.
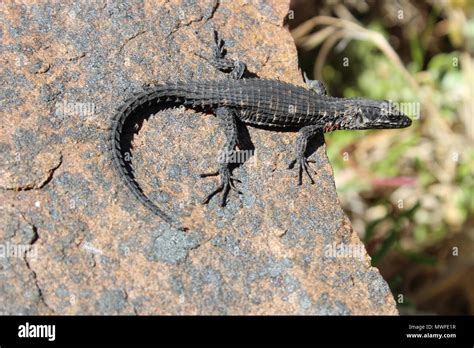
[212,30,226,59]
[193,30,246,79]
[200,166,241,206]
[288,157,317,185]
[199,170,219,178]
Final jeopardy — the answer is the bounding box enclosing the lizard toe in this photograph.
[289,156,317,185]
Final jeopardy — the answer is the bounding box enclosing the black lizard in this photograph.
[109,31,412,230]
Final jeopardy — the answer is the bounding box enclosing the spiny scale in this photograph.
[110,77,410,230]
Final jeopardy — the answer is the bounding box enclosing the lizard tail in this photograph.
[109,85,193,231]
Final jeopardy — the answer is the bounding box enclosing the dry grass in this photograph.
[290,1,473,314]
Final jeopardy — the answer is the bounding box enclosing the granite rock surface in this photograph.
[0,0,398,315]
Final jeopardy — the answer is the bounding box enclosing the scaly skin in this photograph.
[109,32,412,230]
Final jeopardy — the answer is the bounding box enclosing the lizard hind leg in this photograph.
[288,125,322,185]
[199,107,242,206]
[200,166,242,206]
[303,71,327,95]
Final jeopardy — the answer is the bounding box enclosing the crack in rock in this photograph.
[16,215,55,314]
[1,152,62,191]
[117,29,148,55]
[167,0,219,36]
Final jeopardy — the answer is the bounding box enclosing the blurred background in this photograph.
[288,0,473,314]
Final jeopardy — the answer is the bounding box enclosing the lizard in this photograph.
[109,31,412,230]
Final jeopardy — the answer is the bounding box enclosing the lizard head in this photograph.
[344,99,412,130]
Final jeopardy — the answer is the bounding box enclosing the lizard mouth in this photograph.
[400,115,412,127]
[390,115,412,128]
[369,114,412,129]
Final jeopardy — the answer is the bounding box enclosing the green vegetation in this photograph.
[292,0,473,314]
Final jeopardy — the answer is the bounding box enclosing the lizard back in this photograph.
[160,78,340,127]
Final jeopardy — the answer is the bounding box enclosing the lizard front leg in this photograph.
[200,107,242,206]
[288,125,322,185]
[199,30,246,80]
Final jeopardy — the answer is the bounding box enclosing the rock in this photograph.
[0,0,398,314]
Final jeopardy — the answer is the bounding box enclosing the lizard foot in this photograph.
[200,166,242,206]
[288,156,317,185]
[195,30,246,79]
